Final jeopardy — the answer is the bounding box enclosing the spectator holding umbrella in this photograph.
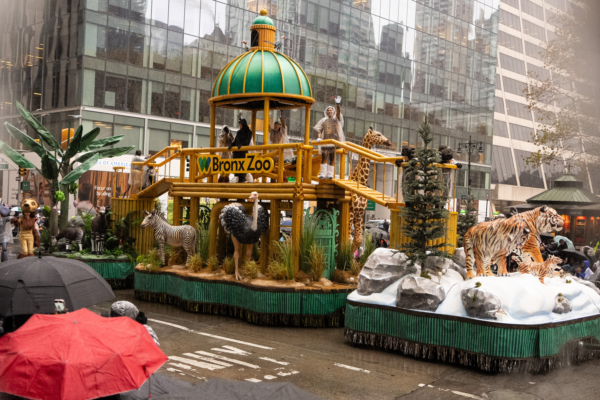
[110,301,160,347]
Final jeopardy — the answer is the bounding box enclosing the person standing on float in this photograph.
[313,96,344,179]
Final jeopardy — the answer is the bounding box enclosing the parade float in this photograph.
[344,124,600,372]
[121,10,460,327]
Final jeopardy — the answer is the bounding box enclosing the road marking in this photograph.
[451,391,483,400]
[167,368,182,373]
[212,346,251,356]
[334,363,371,373]
[277,371,299,376]
[259,357,289,365]
[264,375,277,380]
[168,356,225,371]
[183,353,233,367]
[246,378,261,383]
[195,351,260,369]
[167,362,196,371]
[149,319,273,350]
[419,384,425,387]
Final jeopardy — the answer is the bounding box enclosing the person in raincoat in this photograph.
[110,301,160,347]
[229,119,253,183]
[130,150,146,195]
[0,204,13,262]
[313,96,345,179]
[269,113,294,163]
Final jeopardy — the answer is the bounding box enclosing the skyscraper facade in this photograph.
[0,0,499,206]
[491,0,595,212]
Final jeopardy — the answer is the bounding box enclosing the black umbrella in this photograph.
[560,249,589,262]
[0,256,115,317]
[121,374,197,400]
[540,233,554,241]
[193,378,323,400]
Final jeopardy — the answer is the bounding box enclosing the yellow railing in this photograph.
[310,139,404,202]
[390,209,458,254]
[131,142,316,191]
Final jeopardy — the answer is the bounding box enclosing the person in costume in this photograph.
[12,198,40,258]
[269,113,294,163]
[313,96,344,179]
[0,204,13,262]
[229,118,253,183]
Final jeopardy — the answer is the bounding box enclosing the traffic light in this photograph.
[18,168,27,176]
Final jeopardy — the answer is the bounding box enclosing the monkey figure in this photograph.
[12,198,40,259]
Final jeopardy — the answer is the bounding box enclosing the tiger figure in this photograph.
[513,255,563,284]
[509,206,564,264]
[464,217,531,279]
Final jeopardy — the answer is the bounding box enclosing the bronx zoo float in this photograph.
[345,206,600,372]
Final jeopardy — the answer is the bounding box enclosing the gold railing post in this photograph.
[382,162,385,200]
[339,150,346,179]
[304,105,311,145]
[179,152,185,182]
[251,110,257,146]
[296,148,303,183]
[278,148,284,182]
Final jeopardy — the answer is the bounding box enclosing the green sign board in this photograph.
[0,164,8,170]
[366,200,376,211]
[20,181,30,191]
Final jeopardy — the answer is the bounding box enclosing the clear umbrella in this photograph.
[553,235,574,249]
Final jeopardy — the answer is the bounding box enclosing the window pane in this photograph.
[164,84,180,118]
[126,76,145,113]
[104,73,127,110]
[149,27,167,70]
[184,0,200,36]
[152,0,168,28]
[114,115,143,154]
[166,31,183,73]
[129,22,149,67]
[106,17,129,62]
[149,81,163,116]
[169,0,184,32]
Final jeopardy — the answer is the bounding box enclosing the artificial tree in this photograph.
[457,193,478,247]
[400,116,451,268]
[0,102,133,234]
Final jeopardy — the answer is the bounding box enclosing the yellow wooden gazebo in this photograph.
[208,9,315,148]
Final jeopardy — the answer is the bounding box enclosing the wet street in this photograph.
[89,289,600,400]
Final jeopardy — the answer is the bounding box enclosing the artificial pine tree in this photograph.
[457,194,478,247]
[400,116,451,268]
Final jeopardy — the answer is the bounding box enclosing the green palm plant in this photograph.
[0,102,134,233]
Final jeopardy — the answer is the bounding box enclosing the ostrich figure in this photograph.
[219,192,269,280]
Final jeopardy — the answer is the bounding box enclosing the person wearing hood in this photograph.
[229,118,253,183]
[218,125,235,183]
[313,96,345,179]
[270,112,294,163]
[110,301,160,347]
[130,150,145,195]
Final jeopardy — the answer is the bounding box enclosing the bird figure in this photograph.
[219,192,269,280]
[264,36,285,52]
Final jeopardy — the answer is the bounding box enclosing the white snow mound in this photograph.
[349,271,600,324]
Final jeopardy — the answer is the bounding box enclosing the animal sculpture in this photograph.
[513,255,563,284]
[348,127,392,250]
[401,146,415,161]
[0,204,13,262]
[464,216,531,279]
[141,209,197,266]
[11,198,40,259]
[510,206,564,263]
[91,207,109,255]
[54,217,85,253]
[438,145,455,164]
[219,192,269,280]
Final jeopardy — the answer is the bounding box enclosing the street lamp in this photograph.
[456,135,484,193]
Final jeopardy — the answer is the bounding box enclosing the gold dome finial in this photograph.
[260,9,268,16]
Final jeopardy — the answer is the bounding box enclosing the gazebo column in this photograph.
[304,105,312,182]
[263,99,270,147]
[210,103,217,183]
[251,110,257,146]
[304,105,311,145]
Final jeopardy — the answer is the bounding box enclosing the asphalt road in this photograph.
[89,290,600,400]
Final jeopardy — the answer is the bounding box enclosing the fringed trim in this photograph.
[105,274,134,290]
[135,290,345,327]
[344,328,600,373]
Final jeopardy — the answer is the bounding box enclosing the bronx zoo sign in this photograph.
[197,154,275,175]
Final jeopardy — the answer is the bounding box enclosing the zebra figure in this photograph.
[53,217,85,253]
[141,209,197,266]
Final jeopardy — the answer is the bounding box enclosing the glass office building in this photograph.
[491,0,597,211]
[0,0,499,201]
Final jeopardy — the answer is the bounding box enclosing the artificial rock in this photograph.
[396,276,445,311]
[460,286,502,320]
[357,248,413,295]
[552,296,572,314]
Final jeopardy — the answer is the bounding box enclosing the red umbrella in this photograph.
[0,308,168,400]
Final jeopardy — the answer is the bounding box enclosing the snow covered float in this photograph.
[344,248,600,372]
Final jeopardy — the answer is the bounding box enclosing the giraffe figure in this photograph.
[348,127,392,250]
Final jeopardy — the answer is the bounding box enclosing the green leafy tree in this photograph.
[457,194,478,248]
[525,0,600,169]
[400,116,451,268]
[0,102,133,233]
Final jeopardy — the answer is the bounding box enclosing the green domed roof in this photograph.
[252,9,275,27]
[211,49,313,102]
